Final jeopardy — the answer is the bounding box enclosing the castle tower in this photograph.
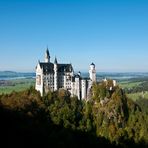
[54,57,58,91]
[89,63,96,82]
[45,48,50,63]
[81,79,87,100]
[75,75,81,100]
[35,60,44,96]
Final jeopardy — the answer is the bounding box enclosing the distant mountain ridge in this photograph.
[0,71,35,80]
[0,71,17,75]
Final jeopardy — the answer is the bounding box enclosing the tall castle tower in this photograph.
[89,63,96,82]
[54,57,58,91]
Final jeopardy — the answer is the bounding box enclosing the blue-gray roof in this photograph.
[39,62,73,74]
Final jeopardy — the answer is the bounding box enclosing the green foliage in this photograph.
[43,89,83,130]
[135,98,148,114]
[0,81,148,147]
[91,80,148,145]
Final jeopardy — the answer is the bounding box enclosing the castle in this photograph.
[35,48,96,100]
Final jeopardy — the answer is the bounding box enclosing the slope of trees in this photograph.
[0,81,148,147]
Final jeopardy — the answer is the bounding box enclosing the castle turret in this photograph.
[54,57,58,91]
[89,62,96,82]
[45,48,50,63]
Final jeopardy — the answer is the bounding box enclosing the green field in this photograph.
[127,91,148,101]
[0,78,35,94]
[119,80,148,101]
[119,81,142,89]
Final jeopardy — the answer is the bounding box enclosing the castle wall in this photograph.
[74,77,81,100]
[43,74,54,92]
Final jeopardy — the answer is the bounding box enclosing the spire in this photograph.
[45,47,50,63]
[54,56,58,64]
[46,46,50,58]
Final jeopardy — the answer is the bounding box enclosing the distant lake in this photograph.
[82,72,148,81]
[0,71,148,81]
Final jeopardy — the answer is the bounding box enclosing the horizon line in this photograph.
[1,70,148,73]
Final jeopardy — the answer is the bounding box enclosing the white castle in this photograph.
[35,48,96,100]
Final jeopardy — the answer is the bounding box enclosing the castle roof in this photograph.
[39,62,73,73]
[90,62,95,66]
[40,62,54,74]
[71,75,90,82]
[57,64,73,72]
[82,77,90,80]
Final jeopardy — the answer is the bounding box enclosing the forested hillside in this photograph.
[0,80,148,147]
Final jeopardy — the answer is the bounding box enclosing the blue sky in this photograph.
[0,0,148,72]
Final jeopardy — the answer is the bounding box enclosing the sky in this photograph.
[0,0,148,72]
